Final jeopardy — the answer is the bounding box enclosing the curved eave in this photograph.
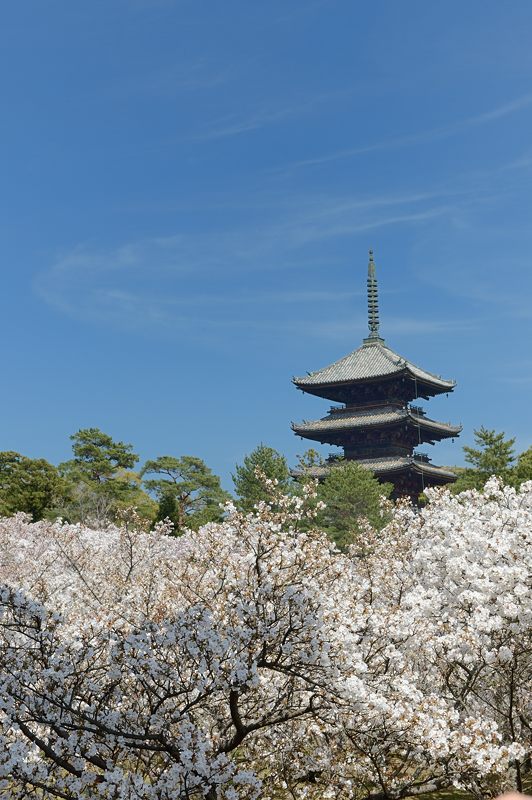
[292,339,456,395]
[293,368,455,397]
[292,412,461,441]
[292,458,457,483]
[368,458,456,481]
[404,368,456,394]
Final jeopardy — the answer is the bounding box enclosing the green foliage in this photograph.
[452,427,516,492]
[449,468,484,494]
[288,449,327,531]
[316,460,392,551]
[114,471,158,521]
[232,444,291,511]
[141,455,230,532]
[58,428,151,524]
[514,445,532,487]
[295,448,325,472]
[0,452,65,521]
[67,427,138,482]
[464,426,515,475]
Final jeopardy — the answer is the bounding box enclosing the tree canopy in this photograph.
[65,427,139,483]
[514,444,532,486]
[316,460,392,550]
[232,444,291,511]
[0,451,65,521]
[58,428,152,524]
[452,426,517,492]
[141,455,230,532]
[464,425,515,478]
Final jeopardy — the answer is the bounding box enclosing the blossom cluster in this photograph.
[1,479,531,798]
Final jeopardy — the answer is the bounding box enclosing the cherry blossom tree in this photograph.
[0,479,531,798]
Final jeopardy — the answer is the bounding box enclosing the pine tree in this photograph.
[232,445,290,511]
[453,427,516,492]
[317,461,392,551]
[141,455,229,532]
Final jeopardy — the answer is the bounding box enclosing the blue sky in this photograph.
[2,0,532,489]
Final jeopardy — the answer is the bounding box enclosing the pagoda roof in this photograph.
[294,338,455,393]
[292,456,457,482]
[292,404,461,439]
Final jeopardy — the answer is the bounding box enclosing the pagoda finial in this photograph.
[366,248,381,340]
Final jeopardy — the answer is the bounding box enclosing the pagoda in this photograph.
[291,251,461,500]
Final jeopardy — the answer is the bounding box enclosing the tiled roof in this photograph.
[292,405,461,437]
[294,339,455,390]
[292,457,457,481]
[360,456,456,478]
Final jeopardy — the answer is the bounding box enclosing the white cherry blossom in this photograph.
[0,479,531,798]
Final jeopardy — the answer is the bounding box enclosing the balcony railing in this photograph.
[329,401,405,415]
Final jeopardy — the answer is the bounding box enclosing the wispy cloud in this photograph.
[501,150,532,171]
[109,59,231,99]
[410,236,532,317]
[34,188,454,333]
[279,91,532,170]
[32,241,361,328]
[285,206,452,246]
[194,88,352,141]
[194,106,299,140]
[34,238,200,325]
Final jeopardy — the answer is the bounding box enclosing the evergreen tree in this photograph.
[452,427,516,492]
[232,445,290,511]
[0,452,66,521]
[67,427,138,482]
[141,455,229,532]
[58,428,149,524]
[513,445,532,487]
[316,461,392,551]
[295,448,325,472]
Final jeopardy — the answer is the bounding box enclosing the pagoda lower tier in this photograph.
[291,455,456,501]
[291,402,461,500]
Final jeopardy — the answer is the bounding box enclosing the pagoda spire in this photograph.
[365,249,383,343]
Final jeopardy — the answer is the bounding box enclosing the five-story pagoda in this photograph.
[292,251,461,500]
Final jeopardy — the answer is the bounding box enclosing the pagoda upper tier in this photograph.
[293,339,455,404]
[293,248,456,405]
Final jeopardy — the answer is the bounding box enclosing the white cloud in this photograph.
[112,59,231,99]
[194,88,353,141]
[34,188,458,333]
[279,91,532,171]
